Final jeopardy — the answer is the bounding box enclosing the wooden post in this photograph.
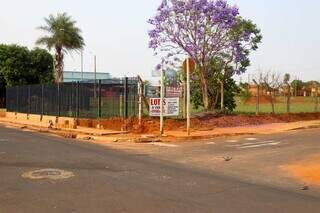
[186,59,191,136]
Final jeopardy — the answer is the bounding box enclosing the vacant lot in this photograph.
[235,96,318,114]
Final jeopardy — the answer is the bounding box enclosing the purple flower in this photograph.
[148,0,258,75]
[155,64,162,70]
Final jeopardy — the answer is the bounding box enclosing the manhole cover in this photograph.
[22,169,74,180]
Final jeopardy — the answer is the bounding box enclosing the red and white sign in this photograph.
[166,86,183,97]
[149,98,179,117]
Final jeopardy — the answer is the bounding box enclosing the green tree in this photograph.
[0,44,53,87]
[291,80,304,96]
[30,48,54,83]
[219,18,262,111]
[0,44,31,86]
[36,13,85,82]
[191,60,240,112]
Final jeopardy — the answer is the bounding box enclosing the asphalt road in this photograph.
[1,125,320,213]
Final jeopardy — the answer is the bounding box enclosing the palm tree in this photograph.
[36,13,85,83]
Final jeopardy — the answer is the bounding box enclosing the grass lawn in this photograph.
[235,96,318,114]
[184,96,319,115]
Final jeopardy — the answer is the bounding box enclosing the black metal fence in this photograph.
[0,88,5,108]
[6,77,139,119]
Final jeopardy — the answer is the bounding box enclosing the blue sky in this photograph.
[1,0,319,81]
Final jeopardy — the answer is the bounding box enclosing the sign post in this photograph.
[186,59,191,136]
[160,65,164,135]
[183,58,196,136]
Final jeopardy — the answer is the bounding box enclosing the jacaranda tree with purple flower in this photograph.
[148,0,262,110]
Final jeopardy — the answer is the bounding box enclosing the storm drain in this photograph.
[22,169,74,180]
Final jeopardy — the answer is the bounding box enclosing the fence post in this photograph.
[98,80,102,119]
[57,83,61,117]
[76,81,80,118]
[28,85,31,119]
[315,87,319,112]
[124,77,128,118]
[16,86,18,115]
[41,84,44,121]
[138,76,143,125]
[119,94,123,117]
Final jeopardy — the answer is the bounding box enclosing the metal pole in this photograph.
[124,77,128,118]
[41,84,44,120]
[76,81,80,118]
[16,86,18,114]
[28,85,31,118]
[57,83,61,117]
[94,55,97,97]
[160,65,164,135]
[138,76,142,125]
[186,59,191,136]
[81,51,84,81]
[98,80,102,119]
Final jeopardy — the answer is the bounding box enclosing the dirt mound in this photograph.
[76,112,320,134]
[136,112,320,133]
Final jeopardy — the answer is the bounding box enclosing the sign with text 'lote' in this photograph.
[150,98,179,117]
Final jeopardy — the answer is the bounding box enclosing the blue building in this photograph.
[63,71,112,82]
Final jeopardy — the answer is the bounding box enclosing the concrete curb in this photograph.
[1,118,320,143]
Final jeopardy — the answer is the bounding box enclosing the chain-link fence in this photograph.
[6,77,139,119]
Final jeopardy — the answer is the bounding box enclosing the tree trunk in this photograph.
[220,80,224,111]
[286,85,291,113]
[212,93,219,111]
[199,68,209,111]
[315,87,319,112]
[55,48,64,83]
[271,89,275,114]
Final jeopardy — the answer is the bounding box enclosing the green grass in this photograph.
[177,96,319,116]
[235,96,319,114]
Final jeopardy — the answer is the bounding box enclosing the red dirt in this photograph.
[281,155,320,186]
[77,112,320,134]
[0,111,5,118]
[77,118,127,131]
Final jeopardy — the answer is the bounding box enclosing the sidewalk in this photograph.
[1,114,319,142]
[164,120,320,141]
[0,116,124,136]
